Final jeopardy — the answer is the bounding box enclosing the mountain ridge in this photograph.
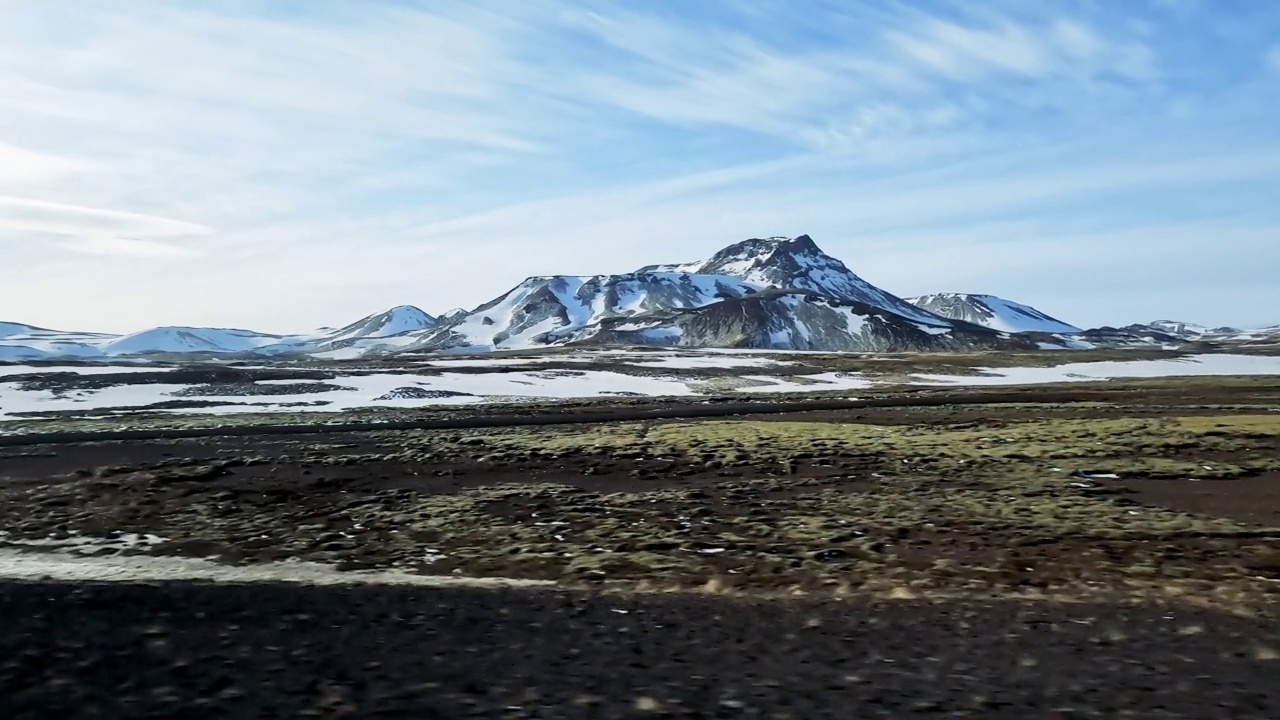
[907,293,1081,334]
[4,235,1268,360]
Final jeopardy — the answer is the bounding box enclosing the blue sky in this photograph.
[2,0,1278,333]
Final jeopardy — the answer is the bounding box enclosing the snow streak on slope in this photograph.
[907,294,1081,334]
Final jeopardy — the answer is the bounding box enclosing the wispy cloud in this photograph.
[0,196,209,257]
[889,16,1155,84]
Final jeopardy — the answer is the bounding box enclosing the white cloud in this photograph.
[0,196,209,238]
[0,144,94,183]
[0,196,209,257]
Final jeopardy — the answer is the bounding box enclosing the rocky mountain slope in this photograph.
[907,293,1080,334]
[578,291,1019,352]
[640,235,943,324]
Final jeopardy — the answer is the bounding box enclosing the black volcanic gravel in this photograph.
[2,582,1278,719]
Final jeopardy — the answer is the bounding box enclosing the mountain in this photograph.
[906,293,1081,334]
[103,327,286,356]
[0,321,116,359]
[4,235,1267,361]
[0,322,48,338]
[577,290,1018,352]
[259,306,440,359]
[323,305,436,343]
[407,273,760,352]
[0,306,438,360]
[1118,321,1280,346]
[405,235,974,353]
[1,321,115,341]
[1143,320,1262,340]
[640,235,944,324]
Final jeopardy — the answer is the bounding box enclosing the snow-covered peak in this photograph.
[639,234,943,324]
[907,293,1081,334]
[323,305,437,344]
[640,235,819,276]
[103,327,284,356]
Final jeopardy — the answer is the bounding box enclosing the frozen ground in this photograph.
[2,352,1279,420]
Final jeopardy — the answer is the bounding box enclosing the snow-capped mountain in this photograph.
[4,234,1269,361]
[1144,321,1245,339]
[1115,321,1280,346]
[907,293,1081,334]
[0,321,117,359]
[260,306,440,359]
[406,235,976,353]
[640,235,944,324]
[103,327,287,356]
[0,305,439,360]
[324,305,436,343]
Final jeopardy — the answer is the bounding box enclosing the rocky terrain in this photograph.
[2,374,1280,717]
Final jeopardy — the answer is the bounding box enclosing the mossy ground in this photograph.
[3,380,1278,602]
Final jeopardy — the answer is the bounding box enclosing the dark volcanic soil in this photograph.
[2,582,1278,720]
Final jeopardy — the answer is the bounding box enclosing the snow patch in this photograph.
[0,548,554,587]
[913,354,1280,386]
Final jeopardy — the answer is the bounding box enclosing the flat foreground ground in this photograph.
[2,376,1280,717]
[2,582,1278,719]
